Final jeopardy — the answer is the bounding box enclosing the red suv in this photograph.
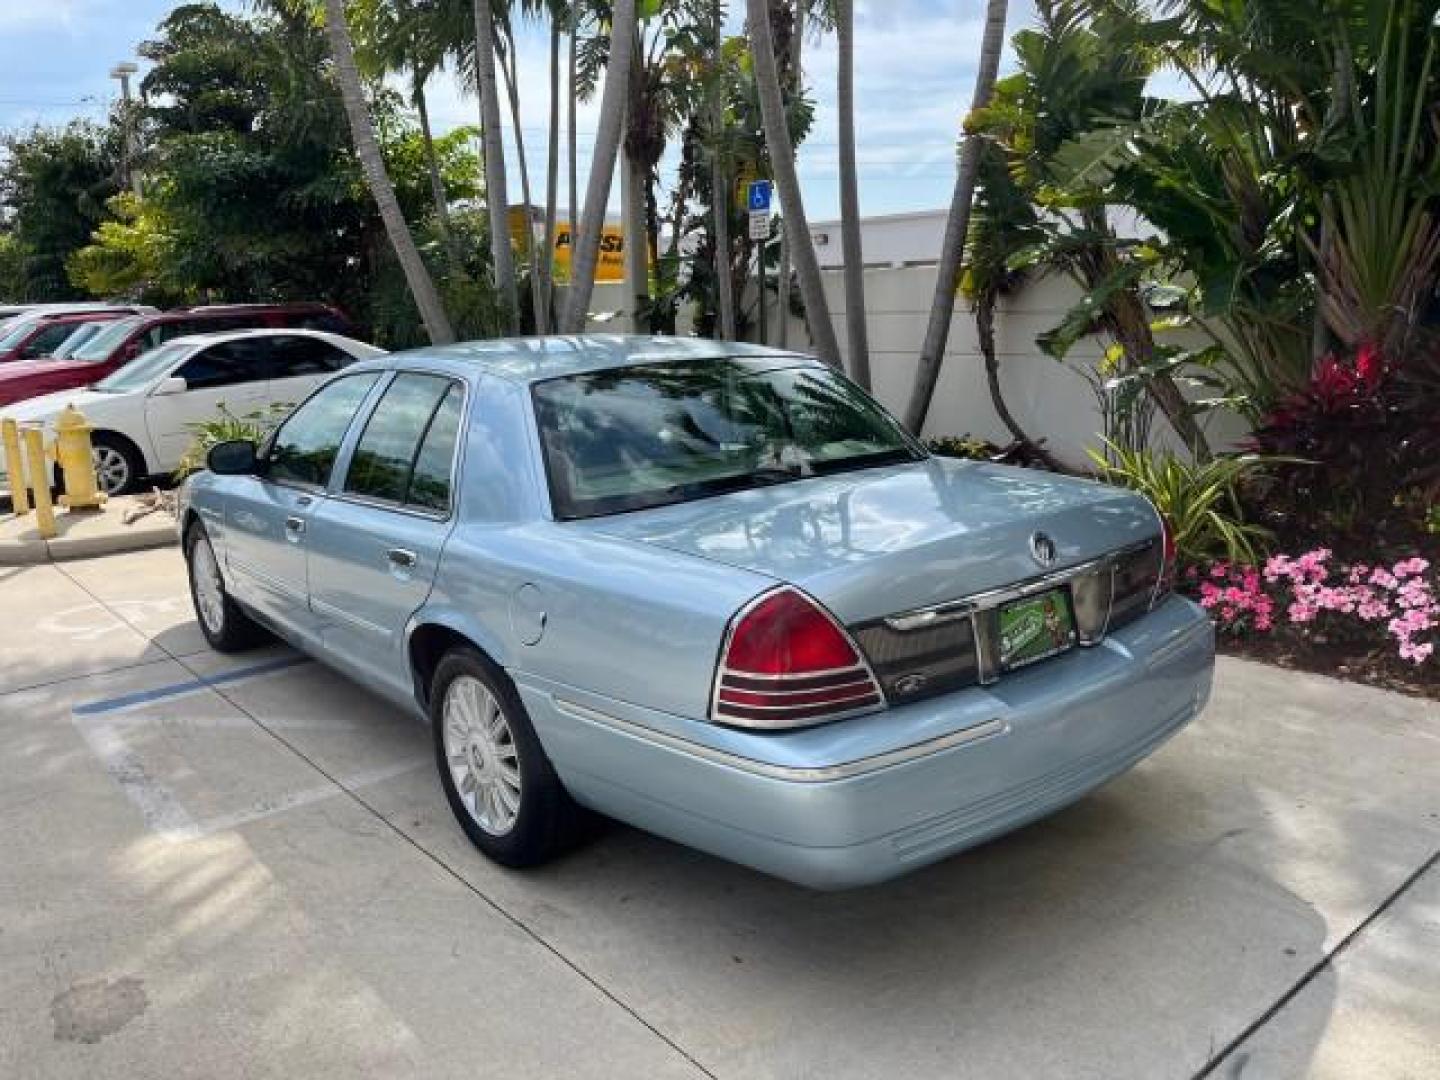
[0,303,358,407]
[0,310,144,365]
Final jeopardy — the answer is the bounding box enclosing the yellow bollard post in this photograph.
[52,404,105,511]
[21,425,55,539]
[1,418,29,515]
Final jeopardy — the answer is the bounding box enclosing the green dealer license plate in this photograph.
[998,587,1077,671]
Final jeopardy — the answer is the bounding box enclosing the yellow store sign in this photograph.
[509,207,626,283]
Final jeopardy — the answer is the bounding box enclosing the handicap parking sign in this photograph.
[747,180,772,212]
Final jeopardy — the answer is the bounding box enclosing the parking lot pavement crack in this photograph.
[1192,846,1440,1080]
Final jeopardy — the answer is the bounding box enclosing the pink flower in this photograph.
[1400,641,1434,664]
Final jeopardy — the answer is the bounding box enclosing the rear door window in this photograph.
[342,374,460,511]
[267,335,354,379]
[174,339,272,390]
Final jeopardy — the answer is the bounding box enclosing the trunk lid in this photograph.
[582,457,1159,624]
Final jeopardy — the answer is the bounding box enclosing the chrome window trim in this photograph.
[551,695,1007,783]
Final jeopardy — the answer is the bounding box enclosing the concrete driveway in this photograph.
[1,548,1437,1079]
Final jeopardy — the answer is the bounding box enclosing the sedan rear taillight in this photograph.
[711,587,884,729]
[1152,511,1177,607]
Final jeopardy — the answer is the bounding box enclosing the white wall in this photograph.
[807,210,949,269]
[776,265,1250,466]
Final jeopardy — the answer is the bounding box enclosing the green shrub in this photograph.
[1088,441,1277,565]
[174,402,292,481]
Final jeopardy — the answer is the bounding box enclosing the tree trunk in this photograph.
[978,288,1065,471]
[710,0,736,340]
[568,7,579,239]
[623,31,650,333]
[622,141,649,332]
[746,0,841,366]
[776,0,802,350]
[499,26,546,333]
[903,0,1007,433]
[1105,286,1212,460]
[562,0,638,332]
[542,19,562,327]
[473,0,519,333]
[835,0,870,388]
[414,74,464,277]
[323,0,453,344]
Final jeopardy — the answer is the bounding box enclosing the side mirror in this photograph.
[119,342,141,363]
[206,439,258,476]
[152,375,187,396]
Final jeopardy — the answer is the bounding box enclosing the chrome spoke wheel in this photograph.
[92,445,130,495]
[189,535,225,636]
[442,675,521,836]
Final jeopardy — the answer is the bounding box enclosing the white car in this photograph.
[1,329,384,496]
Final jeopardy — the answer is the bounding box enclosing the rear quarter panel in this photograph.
[416,373,771,720]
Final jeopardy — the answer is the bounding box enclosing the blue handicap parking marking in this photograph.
[748,179,772,212]
[72,655,310,716]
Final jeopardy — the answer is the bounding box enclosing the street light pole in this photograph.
[109,62,140,196]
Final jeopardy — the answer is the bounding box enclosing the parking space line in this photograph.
[72,655,310,716]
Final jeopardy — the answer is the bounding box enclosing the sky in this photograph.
[0,0,1037,221]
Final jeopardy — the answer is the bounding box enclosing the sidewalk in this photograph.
[0,495,177,565]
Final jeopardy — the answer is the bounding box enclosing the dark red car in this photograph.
[0,309,148,364]
[0,303,358,407]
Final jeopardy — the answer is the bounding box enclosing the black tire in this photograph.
[91,432,146,497]
[431,647,587,868]
[184,523,268,652]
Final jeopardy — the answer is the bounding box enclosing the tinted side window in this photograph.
[267,374,380,488]
[175,339,270,390]
[406,384,463,512]
[22,323,79,357]
[268,335,353,379]
[343,374,455,507]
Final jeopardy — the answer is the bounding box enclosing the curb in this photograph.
[0,505,178,566]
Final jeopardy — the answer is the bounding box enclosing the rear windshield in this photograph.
[69,316,143,362]
[532,357,923,520]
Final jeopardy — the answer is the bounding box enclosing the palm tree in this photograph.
[903,0,1007,432]
[834,0,869,388]
[473,0,520,332]
[746,0,841,366]
[322,0,455,344]
[709,0,736,339]
[351,0,464,274]
[497,12,547,331]
[562,0,638,331]
[541,7,563,325]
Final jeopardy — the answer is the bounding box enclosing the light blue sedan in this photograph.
[179,336,1214,889]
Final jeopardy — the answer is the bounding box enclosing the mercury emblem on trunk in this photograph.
[1029,531,1058,568]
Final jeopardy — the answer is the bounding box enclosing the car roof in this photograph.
[24,310,130,325]
[164,327,370,348]
[351,334,816,385]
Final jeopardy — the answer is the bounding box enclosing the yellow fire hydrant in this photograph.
[51,404,105,511]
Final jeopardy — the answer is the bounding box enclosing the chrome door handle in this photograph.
[386,548,417,569]
[284,515,306,534]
